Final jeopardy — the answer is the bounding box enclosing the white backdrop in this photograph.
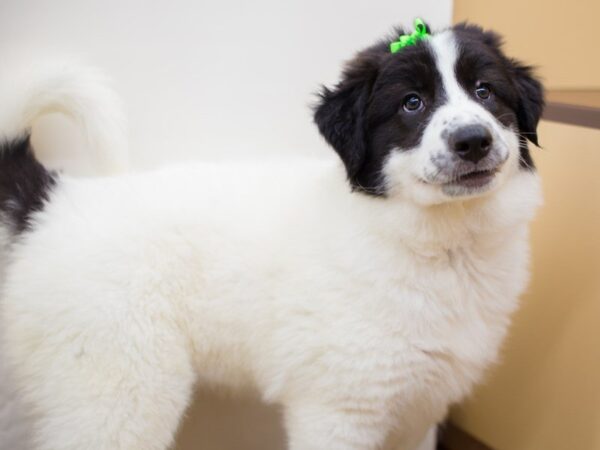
[0,0,452,169]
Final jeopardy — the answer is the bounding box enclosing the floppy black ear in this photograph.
[511,61,545,146]
[314,48,383,181]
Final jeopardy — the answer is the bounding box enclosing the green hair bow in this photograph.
[390,18,429,54]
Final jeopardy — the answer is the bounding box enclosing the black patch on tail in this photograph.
[0,135,57,233]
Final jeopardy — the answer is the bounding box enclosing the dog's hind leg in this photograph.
[3,296,196,450]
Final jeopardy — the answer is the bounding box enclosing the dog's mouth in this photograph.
[419,156,507,193]
[447,168,498,189]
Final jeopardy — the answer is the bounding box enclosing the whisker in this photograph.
[494,112,514,121]
[353,180,383,195]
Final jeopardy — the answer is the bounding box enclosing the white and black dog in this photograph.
[0,23,543,450]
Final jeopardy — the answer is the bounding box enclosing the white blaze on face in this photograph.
[383,31,521,205]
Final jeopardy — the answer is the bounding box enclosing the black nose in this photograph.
[448,125,493,163]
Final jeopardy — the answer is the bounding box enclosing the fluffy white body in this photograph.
[0,30,542,450]
[3,158,539,450]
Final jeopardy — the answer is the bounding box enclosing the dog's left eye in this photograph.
[475,83,492,100]
[402,94,424,112]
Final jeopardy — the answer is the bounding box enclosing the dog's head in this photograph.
[314,23,544,204]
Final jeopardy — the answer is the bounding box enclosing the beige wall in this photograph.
[451,121,600,450]
[454,0,600,89]
[452,2,600,449]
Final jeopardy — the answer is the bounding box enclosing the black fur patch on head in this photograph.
[314,22,545,195]
[0,135,57,233]
[452,23,545,170]
[314,29,443,195]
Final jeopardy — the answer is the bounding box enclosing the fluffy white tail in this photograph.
[0,63,128,175]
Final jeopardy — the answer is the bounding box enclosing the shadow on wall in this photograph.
[176,389,286,450]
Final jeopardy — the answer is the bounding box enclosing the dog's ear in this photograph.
[510,60,545,146]
[455,23,545,147]
[314,46,384,181]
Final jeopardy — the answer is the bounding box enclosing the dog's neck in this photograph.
[350,171,542,257]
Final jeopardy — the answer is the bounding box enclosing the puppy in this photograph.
[0,22,543,450]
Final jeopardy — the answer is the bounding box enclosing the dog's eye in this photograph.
[402,94,423,112]
[475,83,492,100]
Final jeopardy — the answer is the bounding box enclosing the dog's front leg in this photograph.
[284,402,391,450]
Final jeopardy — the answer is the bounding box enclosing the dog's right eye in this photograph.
[402,94,423,112]
[475,82,492,100]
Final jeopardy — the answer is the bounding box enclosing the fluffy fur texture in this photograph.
[0,63,128,176]
[0,23,543,450]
